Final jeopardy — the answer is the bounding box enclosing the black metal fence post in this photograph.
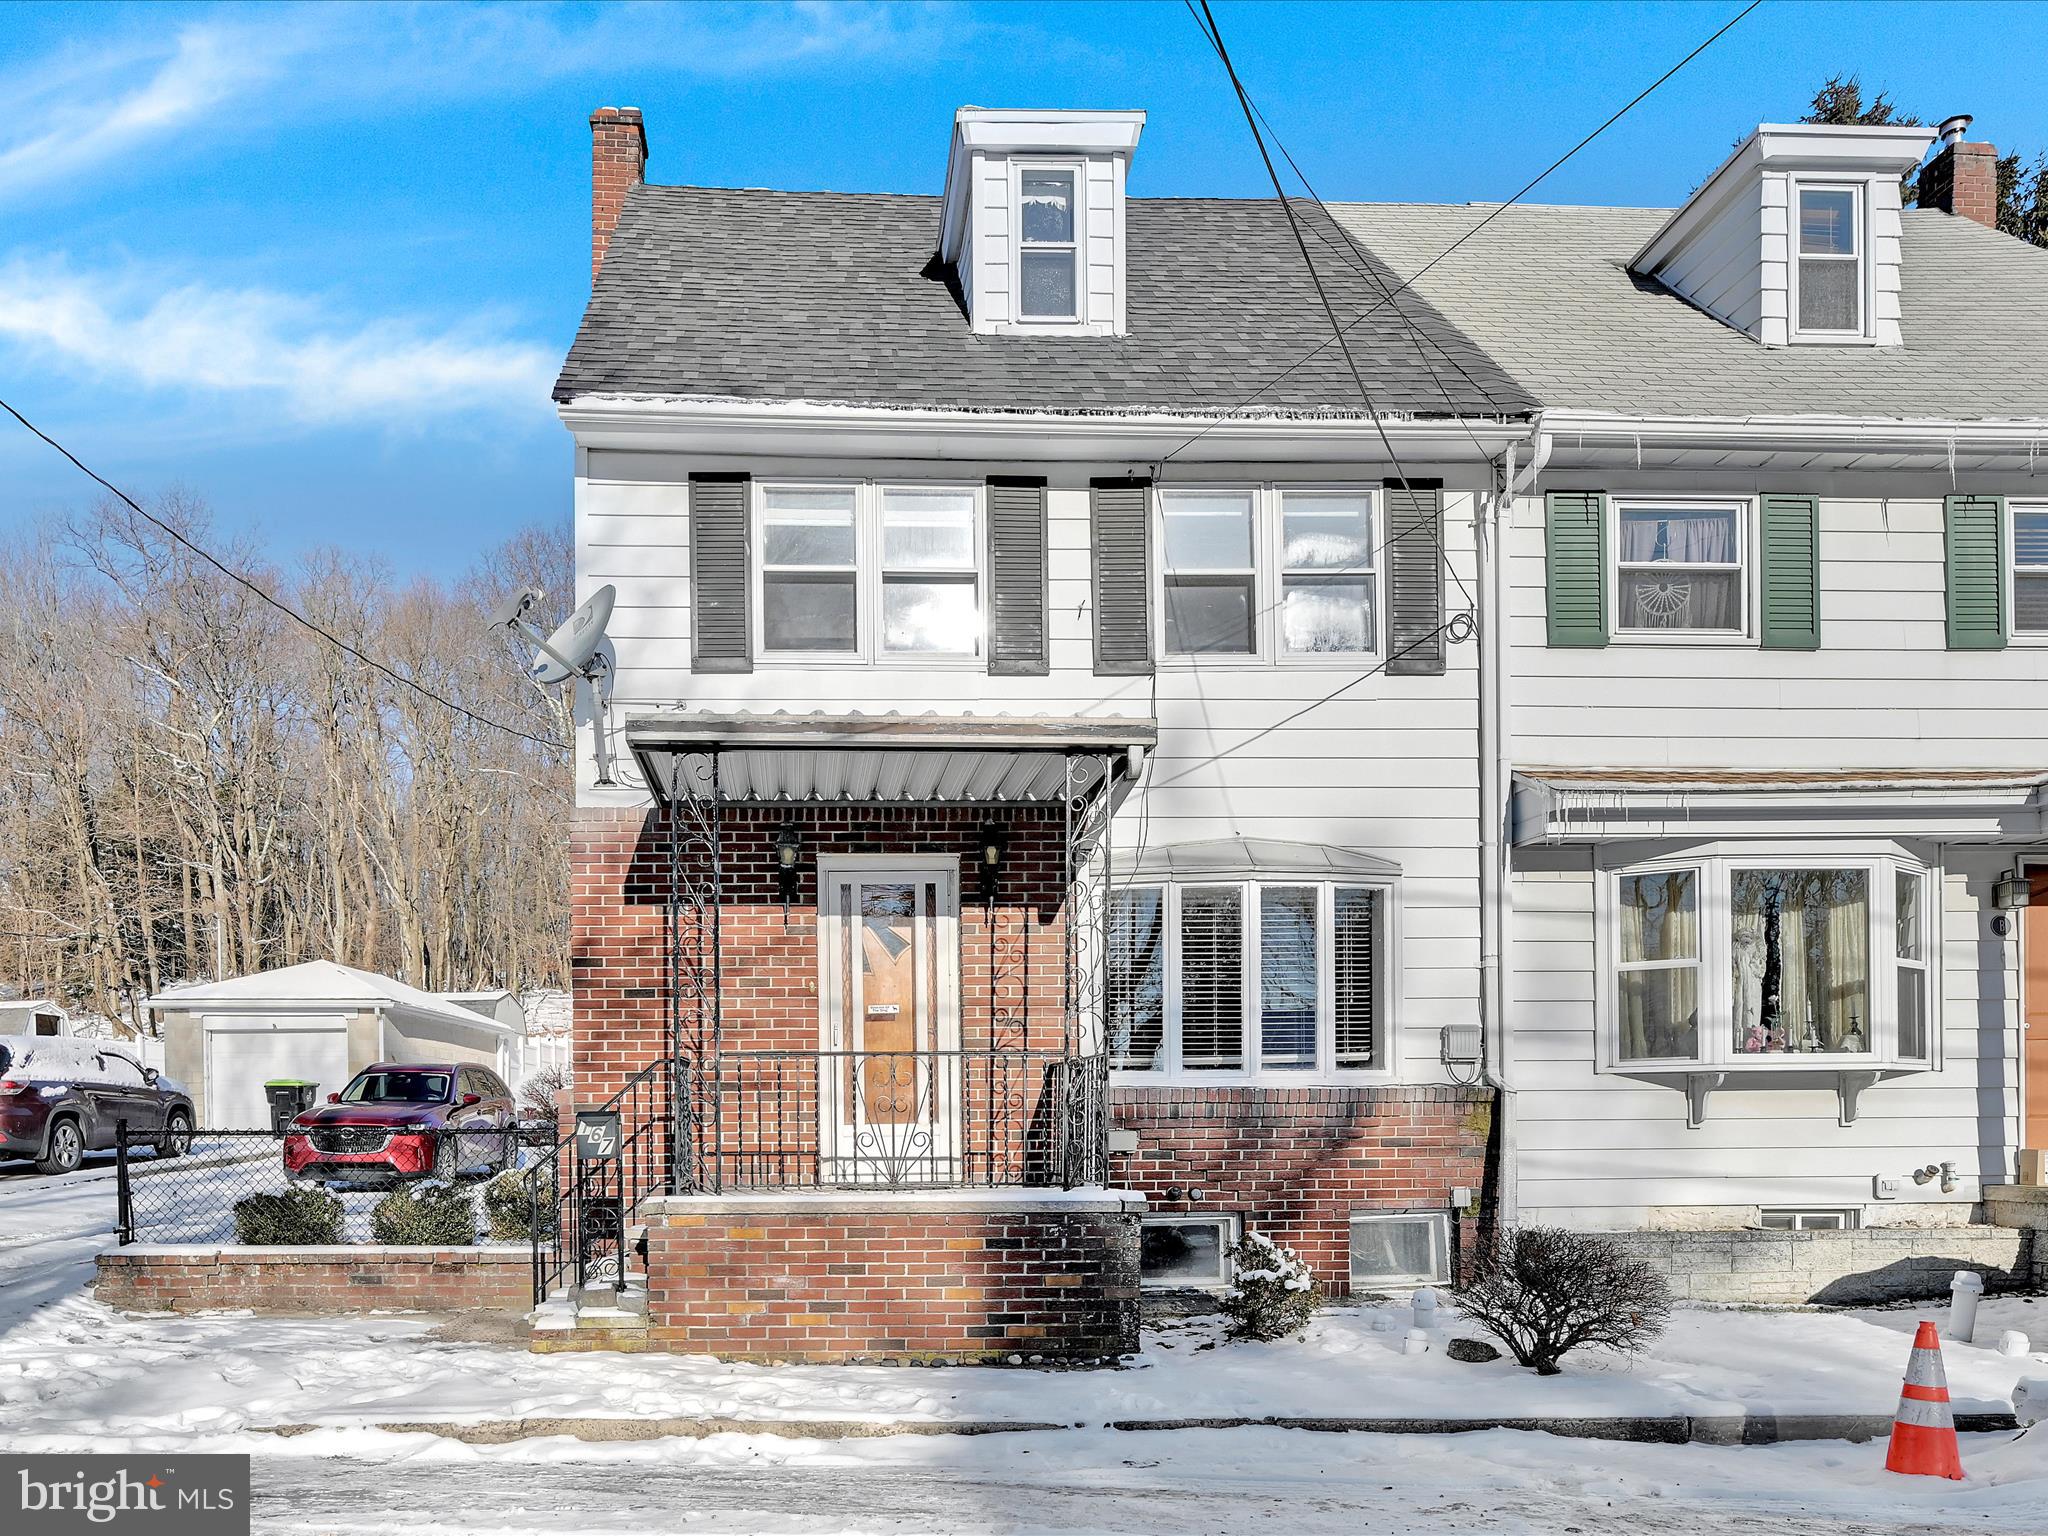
[114,1119,134,1243]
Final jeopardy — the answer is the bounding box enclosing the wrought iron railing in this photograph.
[678,1048,1110,1194]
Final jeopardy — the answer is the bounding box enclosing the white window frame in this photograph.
[1012,158,1085,326]
[1139,1213,1239,1289]
[752,480,985,666]
[1596,847,1938,1074]
[1348,1211,1451,1288]
[1110,876,1398,1085]
[1609,494,1752,644]
[1789,180,1871,344]
[1761,1207,1860,1231]
[2010,498,2048,640]
[1155,483,1383,666]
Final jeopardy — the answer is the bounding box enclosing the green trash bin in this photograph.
[263,1078,319,1136]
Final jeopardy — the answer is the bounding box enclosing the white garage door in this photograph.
[205,1025,350,1128]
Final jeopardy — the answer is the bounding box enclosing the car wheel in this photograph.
[431,1134,459,1181]
[157,1109,193,1159]
[36,1118,84,1176]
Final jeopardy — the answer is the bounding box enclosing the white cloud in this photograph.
[0,258,556,426]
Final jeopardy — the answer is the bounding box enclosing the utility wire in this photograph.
[0,397,563,751]
[1162,0,1764,467]
[1191,1,1470,584]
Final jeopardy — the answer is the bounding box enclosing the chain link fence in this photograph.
[114,1124,555,1250]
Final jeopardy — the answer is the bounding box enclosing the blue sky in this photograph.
[3,0,2044,578]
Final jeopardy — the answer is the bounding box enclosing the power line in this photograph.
[1162,0,1764,466]
[0,397,563,752]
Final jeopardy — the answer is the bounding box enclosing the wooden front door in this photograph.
[819,861,960,1181]
[2026,870,2048,1153]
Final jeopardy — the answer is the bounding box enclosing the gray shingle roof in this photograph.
[553,185,1536,418]
[1331,202,2048,422]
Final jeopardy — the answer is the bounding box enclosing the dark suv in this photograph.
[282,1062,515,1185]
[0,1036,195,1175]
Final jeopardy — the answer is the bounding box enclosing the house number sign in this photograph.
[575,1110,621,1162]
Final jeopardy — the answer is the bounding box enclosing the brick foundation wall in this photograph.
[96,1246,532,1314]
[643,1192,1141,1362]
[1112,1085,1494,1292]
[1601,1226,2035,1304]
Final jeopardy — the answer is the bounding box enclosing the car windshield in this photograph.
[339,1071,451,1105]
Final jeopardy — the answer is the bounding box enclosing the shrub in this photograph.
[1458,1226,1672,1375]
[370,1181,478,1246]
[1220,1230,1322,1341]
[481,1169,555,1242]
[233,1186,343,1246]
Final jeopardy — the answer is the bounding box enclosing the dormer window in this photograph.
[1794,184,1863,337]
[938,108,1145,337]
[1018,167,1080,320]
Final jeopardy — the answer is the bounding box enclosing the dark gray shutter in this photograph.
[985,476,1048,676]
[1759,493,1821,651]
[1944,493,2007,651]
[1544,491,1608,648]
[689,472,751,673]
[1383,479,1445,675]
[1091,477,1153,675]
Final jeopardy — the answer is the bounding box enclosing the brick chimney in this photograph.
[1921,113,1998,228]
[589,106,647,281]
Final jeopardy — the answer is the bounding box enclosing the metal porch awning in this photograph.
[626,713,1157,807]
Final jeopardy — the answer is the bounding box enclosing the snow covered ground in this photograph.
[6,1160,2048,1532]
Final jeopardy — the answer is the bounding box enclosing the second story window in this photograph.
[1794,184,1863,338]
[1018,166,1079,320]
[1615,498,1745,636]
[2014,500,2048,634]
[756,482,983,661]
[1160,485,1381,660]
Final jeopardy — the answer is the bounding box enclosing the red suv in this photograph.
[282,1062,515,1186]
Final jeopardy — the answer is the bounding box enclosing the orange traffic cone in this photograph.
[1884,1321,1965,1479]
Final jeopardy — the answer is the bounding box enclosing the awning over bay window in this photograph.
[1512,766,2048,845]
[625,712,1155,807]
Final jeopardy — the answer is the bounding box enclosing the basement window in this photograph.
[1140,1215,1236,1287]
[1349,1212,1451,1288]
[1761,1208,1859,1231]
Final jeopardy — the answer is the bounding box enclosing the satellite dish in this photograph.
[488,583,621,786]
[530,585,615,686]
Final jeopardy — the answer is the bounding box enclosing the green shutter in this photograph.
[1759,493,1821,650]
[1944,493,2007,651]
[1544,491,1607,647]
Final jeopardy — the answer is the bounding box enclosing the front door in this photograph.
[818,861,961,1183]
[2026,870,2048,1155]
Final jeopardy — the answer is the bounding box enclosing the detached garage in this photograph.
[148,961,524,1128]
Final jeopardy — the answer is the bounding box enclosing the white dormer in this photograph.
[1631,123,1933,348]
[938,107,1146,337]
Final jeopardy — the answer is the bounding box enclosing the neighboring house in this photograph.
[148,961,524,1126]
[555,103,2048,1354]
[0,999,69,1037]
[557,106,1529,1358]
[1339,118,2048,1239]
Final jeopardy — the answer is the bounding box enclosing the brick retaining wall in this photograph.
[641,1191,1141,1362]
[96,1245,532,1314]
[1600,1226,2034,1304]
[1111,1085,1494,1291]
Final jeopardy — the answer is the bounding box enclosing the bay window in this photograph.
[1110,879,1388,1078]
[1605,854,1933,1069]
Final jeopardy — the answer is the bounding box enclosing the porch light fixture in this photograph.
[775,823,803,907]
[1995,869,2032,912]
[978,824,1010,905]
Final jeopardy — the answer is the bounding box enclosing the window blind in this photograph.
[1178,886,1244,1071]
[1333,887,1378,1069]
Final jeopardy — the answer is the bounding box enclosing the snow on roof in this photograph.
[144,960,514,1033]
